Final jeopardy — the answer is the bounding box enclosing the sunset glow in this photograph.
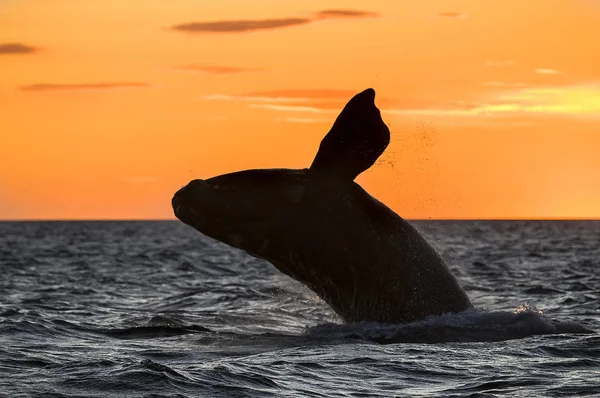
[1,0,599,219]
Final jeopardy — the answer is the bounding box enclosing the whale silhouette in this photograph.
[172,88,472,324]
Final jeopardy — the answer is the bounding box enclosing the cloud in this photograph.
[276,117,332,124]
[485,60,516,67]
[482,81,529,87]
[315,9,379,19]
[200,88,396,114]
[172,9,378,34]
[125,177,157,183]
[20,82,154,92]
[173,18,311,33]
[431,12,468,19]
[200,94,311,103]
[535,68,562,75]
[199,89,357,104]
[249,104,334,114]
[245,89,359,99]
[206,84,600,121]
[172,65,263,74]
[0,42,38,55]
[482,79,577,89]
[385,105,519,117]
[386,85,600,119]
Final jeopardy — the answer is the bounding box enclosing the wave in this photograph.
[101,315,211,339]
[6,306,591,345]
[95,306,593,344]
[304,305,595,344]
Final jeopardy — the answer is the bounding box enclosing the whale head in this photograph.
[172,169,310,258]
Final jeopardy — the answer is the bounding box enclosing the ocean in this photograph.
[1,220,598,397]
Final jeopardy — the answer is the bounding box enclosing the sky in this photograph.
[1,0,599,220]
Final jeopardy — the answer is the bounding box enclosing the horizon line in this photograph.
[1,218,599,222]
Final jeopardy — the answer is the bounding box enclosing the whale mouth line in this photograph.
[174,204,206,228]
[175,204,196,216]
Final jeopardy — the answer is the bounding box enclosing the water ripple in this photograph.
[1,220,599,397]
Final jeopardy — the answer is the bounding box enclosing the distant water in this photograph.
[1,220,598,397]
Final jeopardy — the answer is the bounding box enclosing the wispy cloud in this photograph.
[201,89,386,103]
[431,12,468,19]
[245,89,358,99]
[485,60,516,67]
[315,9,379,19]
[249,104,334,114]
[205,84,599,121]
[200,94,311,103]
[172,9,378,34]
[482,81,529,88]
[535,68,562,75]
[276,117,332,124]
[173,18,311,33]
[0,42,39,55]
[199,89,358,104]
[171,65,263,74]
[386,85,600,119]
[386,105,520,117]
[200,88,395,113]
[20,82,154,92]
[125,177,157,183]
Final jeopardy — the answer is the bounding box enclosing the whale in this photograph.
[172,88,472,324]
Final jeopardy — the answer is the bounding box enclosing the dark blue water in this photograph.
[1,221,598,397]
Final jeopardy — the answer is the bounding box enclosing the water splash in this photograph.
[304,305,594,344]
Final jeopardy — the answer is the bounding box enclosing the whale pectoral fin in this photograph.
[309,88,390,181]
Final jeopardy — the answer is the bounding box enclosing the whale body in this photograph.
[172,88,472,324]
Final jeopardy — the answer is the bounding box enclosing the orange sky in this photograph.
[1,0,599,220]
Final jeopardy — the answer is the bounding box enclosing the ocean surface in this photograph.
[1,220,598,397]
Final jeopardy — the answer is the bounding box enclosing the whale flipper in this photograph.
[310,88,390,181]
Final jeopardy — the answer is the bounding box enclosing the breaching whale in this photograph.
[172,88,472,324]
